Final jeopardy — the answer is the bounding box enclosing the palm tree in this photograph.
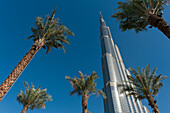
[118,64,168,113]
[0,8,74,101]
[17,82,52,113]
[112,0,170,39]
[65,71,106,113]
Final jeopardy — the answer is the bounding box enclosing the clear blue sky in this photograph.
[0,0,169,113]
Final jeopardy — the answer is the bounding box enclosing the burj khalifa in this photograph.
[99,13,150,113]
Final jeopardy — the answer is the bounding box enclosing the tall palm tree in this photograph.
[112,0,170,39]
[66,71,106,113]
[0,8,74,101]
[118,64,168,113]
[17,82,52,113]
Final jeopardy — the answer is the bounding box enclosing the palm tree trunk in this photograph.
[82,94,89,113]
[0,40,44,101]
[21,105,28,113]
[147,96,160,113]
[148,14,170,39]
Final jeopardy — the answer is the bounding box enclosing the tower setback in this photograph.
[99,13,150,113]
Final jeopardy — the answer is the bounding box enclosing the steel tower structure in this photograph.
[99,13,150,113]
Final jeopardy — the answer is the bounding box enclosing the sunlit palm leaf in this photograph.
[27,8,74,54]
[17,82,52,110]
[66,71,106,99]
[112,0,168,33]
[118,64,167,100]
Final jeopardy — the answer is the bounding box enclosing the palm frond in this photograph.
[118,64,167,100]
[112,0,168,33]
[94,89,106,99]
[27,8,74,54]
[49,7,57,21]
[17,82,52,110]
[66,71,105,100]
[129,67,138,76]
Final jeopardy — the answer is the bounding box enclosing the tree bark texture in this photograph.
[0,40,44,101]
[147,96,160,113]
[82,94,89,113]
[21,105,28,113]
[148,14,170,39]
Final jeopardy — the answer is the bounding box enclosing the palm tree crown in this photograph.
[66,71,106,97]
[27,8,74,53]
[17,82,52,113]
[66,71,106,113]
[112,0,170,38]
[118,64,168,113]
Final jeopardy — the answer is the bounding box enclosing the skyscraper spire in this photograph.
[100,12,106,26]
[99,13,150,113]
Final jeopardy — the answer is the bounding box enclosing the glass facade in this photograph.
[100,13,150,113]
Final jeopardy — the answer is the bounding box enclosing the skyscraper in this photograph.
[99,13,150,113]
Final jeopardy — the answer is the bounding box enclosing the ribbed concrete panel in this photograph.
[136,100,144,113]
[125,69,144,113]
[102,54,123,112]
[126,96,135,113]
[112,57,122,83]
[114,45,132,113]
[113,45,126,82]
[102,54,118,82]
[109,85,123,113]
[102,57,111,84]
[125,69,140,113]
[108,28,114,43]
[130,96,140,113]
[106,86,114,113]
[114,45,126,72]
[119,94,130,113]
[101,37,116,58]
[143,106,150,113]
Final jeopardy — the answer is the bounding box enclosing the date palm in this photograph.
[0,8,74,101]
[118,64,168,113]
[112,0,170,39]
[66,71,106,113]
[17,82,52,113]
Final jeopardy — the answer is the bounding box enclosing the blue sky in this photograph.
[0,0,169,113]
